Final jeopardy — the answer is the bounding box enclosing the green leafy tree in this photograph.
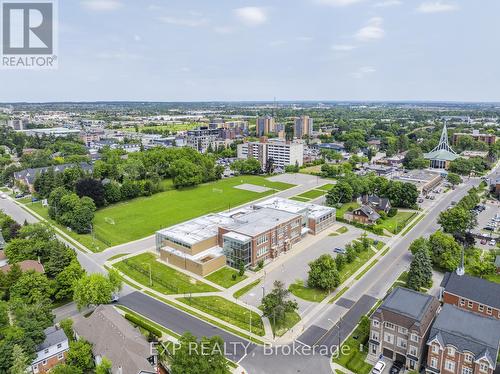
[326,181,354,205]
[73,272,121,309]
[307,254,340,291]
[261,280,298,324]
[409,237,430,256]
[446,173,462,187]
[10,271,53,304]
[96,357,113,374]
[59,318,74,341]
[168,333,229,374]
[66,339,95,372]
[169,159,203,188]
[406,249,433,291]
[54,259,84,301]
[438,207,476,235]
[428,231,462,271]
[8,344,30,374]
[51,364,83,374]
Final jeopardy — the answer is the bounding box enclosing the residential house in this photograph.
[73,305,156,374]
[369,287,440,371]
[31,326,69,374]
[361,195,391,213]
[440,272,500,320]
[425,304,500,374]
[0,259,45,274]
[348,205,381,225]
[14,162,93,192]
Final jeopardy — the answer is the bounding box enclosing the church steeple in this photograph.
[432,122,456,154]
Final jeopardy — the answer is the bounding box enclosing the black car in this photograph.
[390,361,404,374]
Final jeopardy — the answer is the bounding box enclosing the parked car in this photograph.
[484,226,494,231]
[334,247,347,254]
[418,198,424,203]
[15,193,24,198]
[390,361,404,374]
[0,193,7,199]
[489,239,496,246]
[111,294,120,303]
[372,360,386,374]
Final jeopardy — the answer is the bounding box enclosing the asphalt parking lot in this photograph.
[474,200,499,248]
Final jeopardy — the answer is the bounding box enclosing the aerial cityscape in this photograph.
[0,1,500,374]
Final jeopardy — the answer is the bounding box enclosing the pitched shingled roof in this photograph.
[428,304,500,368]
[441,272,500,310]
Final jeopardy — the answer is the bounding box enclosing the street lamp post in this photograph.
[143,263,152,286]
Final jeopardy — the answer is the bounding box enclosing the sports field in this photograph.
[93,176,294,247]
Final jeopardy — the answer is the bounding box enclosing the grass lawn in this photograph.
[336,202,360,219]
[299,165,322,175]
[296,189,326,200]
[107,253,130,261]
[484,273,500,284]
[339,250,375,282]
[233,279,261,299]
[290,196,310,202]
[387,271,409,293]
[329,286,349,303]
[316,184,335,191]
[116,305,181,339]
[145,291,264,345]
[92,176,293,247]
[269,311,301,337]
[333,319,372,374]
[337,226,349,234]
[177,296,265,336]
[376,211,417,234]
[289,280,330,302]
[205,267,247,288]
[114,252,217,294]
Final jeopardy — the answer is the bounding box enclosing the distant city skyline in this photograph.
[1,0,499,102]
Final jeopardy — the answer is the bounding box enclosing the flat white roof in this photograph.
[157,213,235,246]
[223,231,251,243]
[253,197,335,220]
[161,245,224,262]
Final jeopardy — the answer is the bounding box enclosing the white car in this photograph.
[372,360,386,374]
[0,193,7,199]
[489,239,496,246]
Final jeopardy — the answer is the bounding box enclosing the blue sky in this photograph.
[2,0,499,102]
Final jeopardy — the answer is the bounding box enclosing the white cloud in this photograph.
[81,0,122,11]
[315,0,364,6]
[351,66,376,79]
[234,7,267,26]
[417,1,459,13]
[331,44,356,51]
[158,16,209,27]
[373,0,401,7]
[133,34,141,42]
[355,17,385,42]
[180,67,191,72]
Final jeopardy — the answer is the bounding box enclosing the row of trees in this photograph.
[48,187,96,234]
[0,216,87,372]
[325,173,419,209]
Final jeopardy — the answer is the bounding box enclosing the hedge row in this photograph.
[125,313,163,338]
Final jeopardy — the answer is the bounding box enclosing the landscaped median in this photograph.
[113,252,218,294]
[233,278,262,299]
[177,296,265,336]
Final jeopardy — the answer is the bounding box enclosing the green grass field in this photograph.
[270,311,301,337]
[375,211,416,234]
[336,202,360,219]
[289,280,330,302]
[316,184,335,191]
[92,176,293,246]
[233,279,261,299]
[178,296,265,336]
[290,196,310,202]
[205,267,247,288]
[339,249,375,282]
[114,252,217,294]
[296,189,326,200]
